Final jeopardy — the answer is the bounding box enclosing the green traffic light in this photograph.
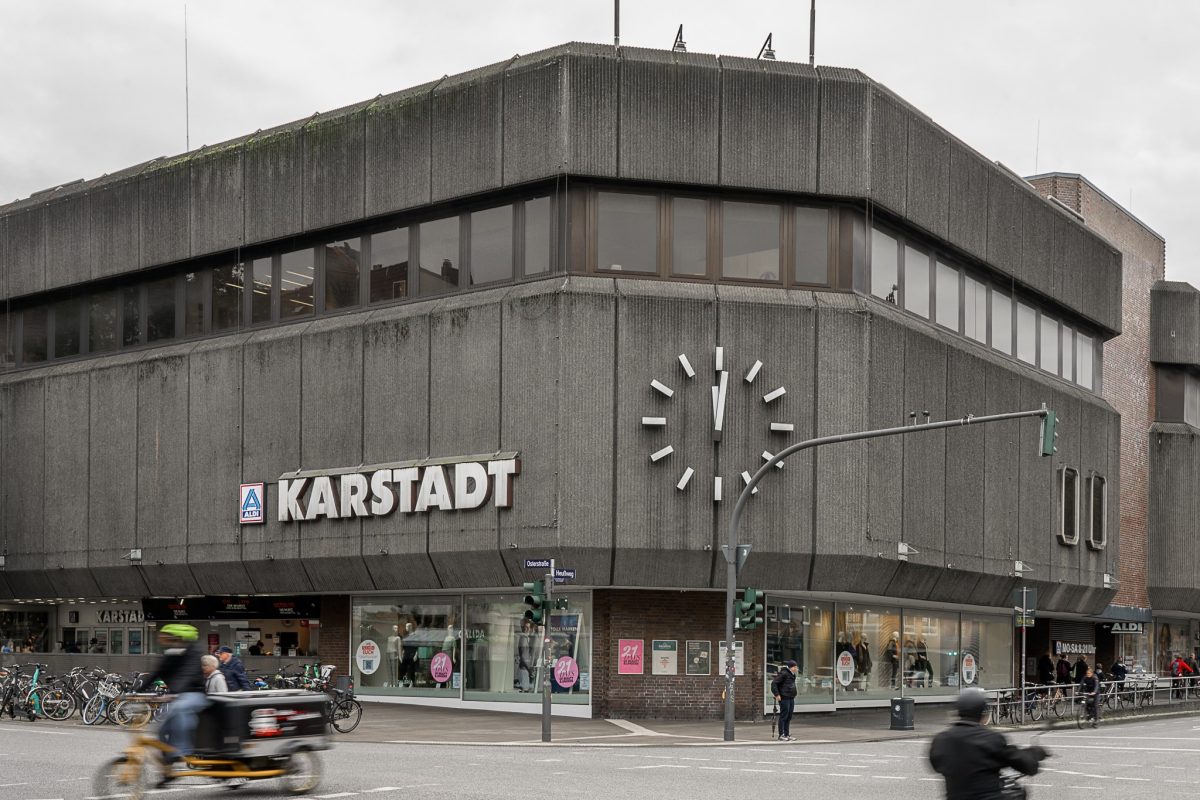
[522,581,546,624]
[1039,410,1058,457]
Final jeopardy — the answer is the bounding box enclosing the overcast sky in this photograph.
[2,1,1196,284]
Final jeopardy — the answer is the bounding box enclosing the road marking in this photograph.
[0,784,29,789]
[362,789,403,793]
[785,771,816,775]
[1045,743,1200,754]
[754,761,786,765]
[619,765,688,770]
[607,719,666,737]
[833,764,868,769]
[1068,787,1102,791]
[871,776,906,780]
[535,758,564,762]
[741,769,775,773]
[828,773,862,777]
[314,794,358,799]
[698,767,731,771]
[919,777,941,782]
[0,725,72,735]
[1114,776,1151,782]
[678,757,709,761]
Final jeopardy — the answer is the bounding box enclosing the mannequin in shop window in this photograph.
[885,632,901,689]
[903,637,918,687]
[386,625,403,688]
[399,623,420,687]
[780,621,802,668]
[853,632,872,691]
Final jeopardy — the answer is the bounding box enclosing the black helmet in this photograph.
[956,688,989,720]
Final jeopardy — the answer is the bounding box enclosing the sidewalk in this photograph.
[345,701,940,747]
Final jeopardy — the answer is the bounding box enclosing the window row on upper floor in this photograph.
[869,226,1101,392]
[0,192,559,369]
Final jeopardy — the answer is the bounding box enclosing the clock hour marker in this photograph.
[740,471,760,494]
[650,445,674,462]
[770,422,795,433]
[744,360,763,383]
[642,417,667,427]
[763,386,786,403]
[677,467,694,490]
[651,379,675,398]
[678,354,695,378]
[714,346,724,372]
[713,476,722,502]
[762,451,784,469]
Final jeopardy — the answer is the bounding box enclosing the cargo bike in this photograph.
[94,690,329,798]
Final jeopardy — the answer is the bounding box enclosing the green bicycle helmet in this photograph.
[159,623,199,642]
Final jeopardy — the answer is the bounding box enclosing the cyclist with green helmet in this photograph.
[143,624,206,783]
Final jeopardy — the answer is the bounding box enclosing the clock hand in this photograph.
[711,370,728,442]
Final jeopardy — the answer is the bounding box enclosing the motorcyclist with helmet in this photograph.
[930,688,1049,799]
[141,624,206,782]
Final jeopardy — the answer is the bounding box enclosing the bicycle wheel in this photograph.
[281,749,322,794]
[37,688,75,721]
[1029,698,1043,722]
[113,698,153,728]
[93,755,148,800]
[330,699,362,733]
[1051,693,1064,718]
[82,693,107,725]
[1074,700,1085,729]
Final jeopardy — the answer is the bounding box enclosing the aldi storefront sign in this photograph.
[266,453,520,523]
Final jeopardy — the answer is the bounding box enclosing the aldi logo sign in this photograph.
[239,483,266,524]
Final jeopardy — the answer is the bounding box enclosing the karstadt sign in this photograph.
[242,453,521,524]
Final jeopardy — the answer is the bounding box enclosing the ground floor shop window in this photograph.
[902,611,959,695]
[1155,619,1196,674]
[836,604,902,700]
[0,609,51,652]
[961,614,1012,689]
[764,600,833,705]
[352,597,459,695]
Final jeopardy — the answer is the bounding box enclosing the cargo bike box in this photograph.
[194,689,331,756]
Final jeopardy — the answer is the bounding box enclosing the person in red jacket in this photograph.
[1170,653,1193,698]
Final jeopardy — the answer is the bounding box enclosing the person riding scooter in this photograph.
[141,624,206,783]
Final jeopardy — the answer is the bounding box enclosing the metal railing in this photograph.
[983,675,1200,726]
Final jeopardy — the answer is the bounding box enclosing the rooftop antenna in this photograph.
[184,3,191,151]
[672,24,686,53]
[613,0,619,46]
[809,0,816,66]
[757,33,776,60]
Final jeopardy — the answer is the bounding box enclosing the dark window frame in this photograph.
[1057,466,1080,546]
[1087,472,1107,550]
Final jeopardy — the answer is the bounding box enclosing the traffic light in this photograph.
[736,587,765,630]
[1039,410,1058,457]
[554,597,570,611]
[522,581,546,624]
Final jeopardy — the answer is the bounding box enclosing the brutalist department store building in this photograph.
[0,43,1122,718]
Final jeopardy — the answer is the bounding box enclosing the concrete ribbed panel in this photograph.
[969,362,1020,606]
[1148,424,1200,610]
[88,182,140,282]
[1046,387,1083,589]
[905,114,950,240]
[562,50,619,176]
[714,287,816,592]
[1016,377,1055,593]
[426,288,510,588]
[1021,197,1056,300]
[190,147,245,255]
[45,196,90,289]
[138,166,191,269]
[718,57,818,193]
[298,316,373,591]
[240,327,311,592]
[503,56,566,185]
[985,171,1023,286]
[547,278,617,584]
[184,337,254,595]
[816,67,870,198]
[0,572,12,601]
[431,66,504,203]
[1093,408,1121,596]
[364,83,435,217]
[1049,214,1081,315]
[942,347,988,576]
[87,360,141,575]
[812,295,870,591]
[90,566,151,599]
[618,48,720,185]
[0,216,6,300]
[927,567,982,606]
[244,129,304,245]
[136,352,192,584]
[360,302,439,591]
[1,380,46,590]
[1081,234,1123,334]
[947,141,989,260]
[6,208,45,297]
[49,569,104,602]
[863,310,905,563]
[612,279,717,588]
[43,370,90,572]
[867,85,909,217]
[1150,282,1200,366]
[303,109,367,231]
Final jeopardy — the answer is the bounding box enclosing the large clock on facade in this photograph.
[641,346,792,502]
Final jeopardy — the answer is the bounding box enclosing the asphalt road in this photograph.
[1,713,1198,799]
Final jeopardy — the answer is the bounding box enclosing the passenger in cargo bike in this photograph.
[142,624,206,782]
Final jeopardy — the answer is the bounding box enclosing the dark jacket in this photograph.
[219,655,253,691]
[143,642,205,694]
[771,667,797,699]
[1055,657,1071,683]
[1073,658,1088,683]
[1036,655,1055,685]
[1110,661,1127,681]
[929,720,1045,800]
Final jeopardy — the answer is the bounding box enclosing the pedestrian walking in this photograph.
[1036,651,1055,686]
[215,646,253,691]
[1055,654,1071,685]
[201,655,228,694]
[1072,655,1088,684]
[1079,667,1100,726]
[929,688,1048,800]
[1170,652,1193,698]
[771,660,799,741]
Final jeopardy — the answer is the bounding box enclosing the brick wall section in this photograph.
[319,594,351,677]
[1029,175,1164,609]
[593,589,764,720]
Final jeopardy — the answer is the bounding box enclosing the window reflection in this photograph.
[470,206,513,285]
[672,198,707,276]
[1016,302,1036,364]
[764,601,833,706]
[184,272,205,336]
[935,262,959,331]
[1039,314,1058,374]
[212,264,244,332]
[722,201,780,280]
[419,217,460,296]
[990,291,1012,355]
[89,291,119,353]
[836,605,902,701]
[1077,333,1094,389]
[22,306,48,363]
[597,192,657,273]
[0,312,12,369]
[324,238,361,311]
[122,286,142,347]
[524,197,551,275]
[281,249,314,318]
[964,276,987,342]
[370,228,409,303]
[871,230,898,302]
[251,257,273,323]
[53,297,82,358]
[794,207,829,285]
[1061,326,1074,381]
[904,246,929,318]
[146,277,176,343]
[902,612,959,695]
